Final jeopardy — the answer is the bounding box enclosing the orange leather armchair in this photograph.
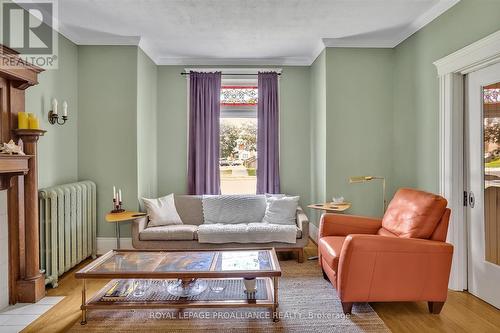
[318,188,453,315]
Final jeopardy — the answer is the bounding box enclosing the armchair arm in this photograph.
[296,206,309,239]
[337,235,453,302]
[319,213,381,238]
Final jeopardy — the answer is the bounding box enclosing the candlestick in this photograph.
[111,187,124,213]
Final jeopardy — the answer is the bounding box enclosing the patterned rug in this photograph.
[69,260,390,333]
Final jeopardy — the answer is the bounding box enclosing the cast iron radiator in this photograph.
[39,181,97,287]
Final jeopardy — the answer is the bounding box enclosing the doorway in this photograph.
[465,61,500,309]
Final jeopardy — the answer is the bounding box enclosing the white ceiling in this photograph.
[33,0,461,65]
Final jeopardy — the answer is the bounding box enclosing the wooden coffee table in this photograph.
[75,248,282,324]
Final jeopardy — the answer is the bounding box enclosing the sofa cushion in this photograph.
[174,195,204,225]
[263,196,299,225]
[382,188,448,239]
[139,224,198,241]
[319,236,346,272]
[202,195,267,224]
[142,194,182,227]
[197,223,298,244]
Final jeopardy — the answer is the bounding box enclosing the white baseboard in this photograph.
[309,223,318,244]
[97,237,133,255]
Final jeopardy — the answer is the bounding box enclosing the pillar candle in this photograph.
[18,112,28,129]
[28,116,40,129]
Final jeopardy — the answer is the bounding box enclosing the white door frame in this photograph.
[434,30,500,291]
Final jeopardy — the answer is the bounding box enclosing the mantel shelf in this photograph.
[0,154,31,174]
[0,154,31,191]
[12,129,47,136]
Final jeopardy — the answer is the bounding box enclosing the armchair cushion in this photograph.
[319,236,345,272]
[382,188,448,239]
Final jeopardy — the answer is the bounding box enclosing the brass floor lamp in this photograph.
[349,176,387,213]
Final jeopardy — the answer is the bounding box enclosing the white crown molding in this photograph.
[323,0,460,49]
[433,29,500,76]
[157,57,312,66]
[322,38,396,48]
[391,0,461,47]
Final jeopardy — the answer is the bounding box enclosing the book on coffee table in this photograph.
[102,280,136,301]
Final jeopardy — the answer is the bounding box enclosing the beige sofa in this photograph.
[132,195,310,262]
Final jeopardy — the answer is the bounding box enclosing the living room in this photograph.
[0,0,499,332]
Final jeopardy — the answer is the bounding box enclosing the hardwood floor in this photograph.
[23,241,500,333]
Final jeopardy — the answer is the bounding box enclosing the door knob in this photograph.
[469,191,475,208]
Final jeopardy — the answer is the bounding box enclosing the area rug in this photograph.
[68,259,390,333]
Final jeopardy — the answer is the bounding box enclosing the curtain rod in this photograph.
[180,72,281,76]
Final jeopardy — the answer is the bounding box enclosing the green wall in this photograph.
[156,66,312,208]
[278,67,312,206]
[308,48,394,221]
[157,66,188,195]
[309,50,326,224]
[137,49,158,202]
[78,46,139,237]
[25,34,79,188]
[325,48,394,218]
[393,0,500,194]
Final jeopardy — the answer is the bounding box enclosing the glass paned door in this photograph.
[484,82,500,266]
[466,62,500,309]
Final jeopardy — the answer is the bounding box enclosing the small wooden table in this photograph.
[307,202,351,213]
[105,211,147,249]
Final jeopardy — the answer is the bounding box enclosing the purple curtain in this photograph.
[187,71,222,195]
[257,72,280,194]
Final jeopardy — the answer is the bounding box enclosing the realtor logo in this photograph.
[1,0,58,69]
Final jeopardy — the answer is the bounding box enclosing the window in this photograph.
[221,86,258,105]
[484,87,500,104]
[219,85,258,194]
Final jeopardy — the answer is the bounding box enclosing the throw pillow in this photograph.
[262,196,300,225]
[202,195,267,224]
[142,194,183,227]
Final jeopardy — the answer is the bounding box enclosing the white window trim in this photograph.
[434,29,500,291]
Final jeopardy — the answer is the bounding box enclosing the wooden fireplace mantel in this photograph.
[0,154,31,190]
[0,44,46,304]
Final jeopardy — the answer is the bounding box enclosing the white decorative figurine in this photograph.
[0,140,25,155]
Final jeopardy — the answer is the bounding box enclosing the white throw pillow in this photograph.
[142,194,183,227]
[262,196,299,225]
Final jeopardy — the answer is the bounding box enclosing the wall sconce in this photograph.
[48,98,68,125]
